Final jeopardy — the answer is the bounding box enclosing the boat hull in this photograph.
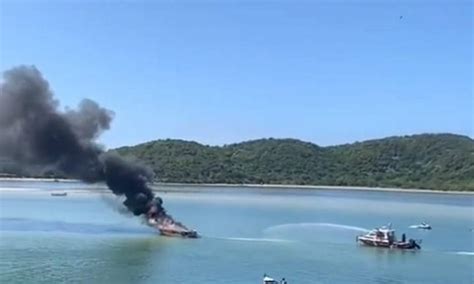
[417,226,431,230]
[159,229,199,239]
[357,236,420,250]
[358,237,391,247]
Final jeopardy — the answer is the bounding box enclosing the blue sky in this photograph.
[1,0,472,148]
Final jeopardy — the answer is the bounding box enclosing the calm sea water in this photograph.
[0,181,473,284]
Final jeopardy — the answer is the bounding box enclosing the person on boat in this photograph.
[281,278,287,284]
[402,233,406,242]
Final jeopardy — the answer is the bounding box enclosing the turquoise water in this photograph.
[0,181,473,283]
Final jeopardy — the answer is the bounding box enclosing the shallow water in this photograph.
[0,181,473,283]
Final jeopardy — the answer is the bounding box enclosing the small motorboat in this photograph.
[262,274,287,284]
[51,192,67,197]
[356,224,421,250]
[409,222,432,230]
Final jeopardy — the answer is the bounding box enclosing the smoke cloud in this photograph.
[0,65,165,218]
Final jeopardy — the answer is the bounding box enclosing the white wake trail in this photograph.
[224,237,292,243]
[264,222,369,234]
[453,251,474,256]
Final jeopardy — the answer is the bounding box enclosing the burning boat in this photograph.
[356,224,421,250]
[0,66,198,240]
[147,211,199,239]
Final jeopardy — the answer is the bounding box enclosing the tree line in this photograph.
[113,133,473,191]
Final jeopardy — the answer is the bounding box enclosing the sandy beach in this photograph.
[0,177,472,195]
[0,177,79,182]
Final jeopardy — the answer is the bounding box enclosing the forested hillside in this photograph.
[114,134,474,191]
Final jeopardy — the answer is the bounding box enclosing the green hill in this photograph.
[115,134,474,191]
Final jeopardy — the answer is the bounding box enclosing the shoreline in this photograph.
[0,177,472,195]
[155,182,474,195]
[0,177,79,182]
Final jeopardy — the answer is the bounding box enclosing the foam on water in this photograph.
[224,237,292,243]
[204,236,293,243]
[453,251,474,256]
[264,222,369,234]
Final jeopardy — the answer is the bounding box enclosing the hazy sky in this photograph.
[1,0,472,148]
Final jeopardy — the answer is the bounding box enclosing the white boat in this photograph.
[263,276,278,284]
[409,222,432,230]
[356,224,421,250]
[262,274,287,284]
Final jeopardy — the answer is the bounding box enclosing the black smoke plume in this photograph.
[0,65,165,218]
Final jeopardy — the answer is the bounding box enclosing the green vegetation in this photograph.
[114,134,474,191]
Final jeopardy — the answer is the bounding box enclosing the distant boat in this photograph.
[51,192,67,197]
[409,222,432,230]
[263,274,287,284]
[263,275,278,284]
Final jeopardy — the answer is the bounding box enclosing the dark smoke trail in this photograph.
[0,65,166,220]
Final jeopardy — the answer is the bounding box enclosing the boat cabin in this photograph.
[366,227,396,243]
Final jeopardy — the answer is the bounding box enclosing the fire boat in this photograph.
[356,224,421,250]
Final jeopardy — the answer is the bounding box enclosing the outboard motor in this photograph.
[409,239,421,249]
